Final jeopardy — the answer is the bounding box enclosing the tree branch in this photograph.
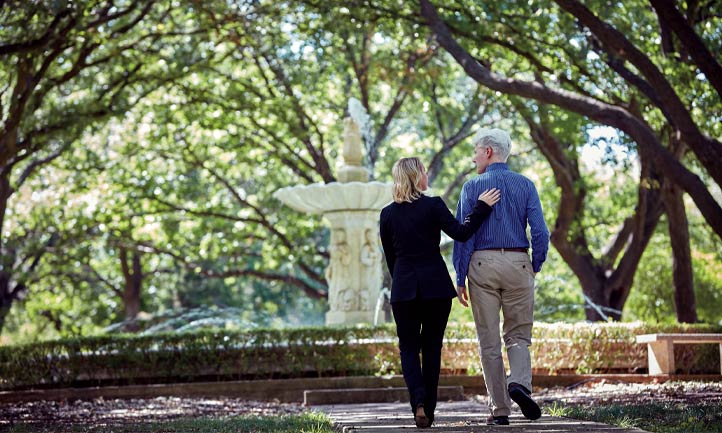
[15,144,68,188]
[135,241,326,299]
[0,9,72,55]
[83,264,123,298]
[649,0,722,99]
[370,43,437,168]
[553,0,722,189]
[427,88,484,186]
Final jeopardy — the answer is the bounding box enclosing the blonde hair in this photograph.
[392,157,425,203]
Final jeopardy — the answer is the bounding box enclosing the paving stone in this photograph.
[314,400,651,432]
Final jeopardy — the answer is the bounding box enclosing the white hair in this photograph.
[473,128,512,161]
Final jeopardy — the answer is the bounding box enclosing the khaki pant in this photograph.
[467,249,535,417]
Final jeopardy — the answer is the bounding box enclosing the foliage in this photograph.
[0,0,210,334]
[530,322,722,375]
[2,0,523,341]
[545,401,572,417]
[0,325,395,390]
[2,322,720,391]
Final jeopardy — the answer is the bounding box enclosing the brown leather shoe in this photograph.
[415,405,431,428]
[486,415,509,425]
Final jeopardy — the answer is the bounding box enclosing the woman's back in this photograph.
[380,194,493,302]
[381,195,447,261]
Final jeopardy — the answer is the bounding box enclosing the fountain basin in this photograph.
[273,181,392,214]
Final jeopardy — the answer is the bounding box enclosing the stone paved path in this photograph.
[315,400,650,432]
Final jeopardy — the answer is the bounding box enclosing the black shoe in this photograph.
[486,415,509,425]
[508,382,541,420]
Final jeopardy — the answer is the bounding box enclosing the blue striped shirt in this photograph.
[452,163,550,286]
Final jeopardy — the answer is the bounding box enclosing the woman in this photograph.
[379,157,500,428]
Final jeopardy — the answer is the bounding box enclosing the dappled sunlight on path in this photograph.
[315,400,650,432]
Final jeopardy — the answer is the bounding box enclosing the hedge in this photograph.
[1,322,719,390]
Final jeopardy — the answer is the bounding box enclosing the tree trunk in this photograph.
[580,276,610,321]
[576,266,640,322]
[662,182,697,323]
[516,101,665,321]
[0,272,13,335]
[0,169,13,251]
[119,247,143,322]
[583,283,623,321]
[0,171,15,335]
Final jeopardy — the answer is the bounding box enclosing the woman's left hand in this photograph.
[478,188,501,206]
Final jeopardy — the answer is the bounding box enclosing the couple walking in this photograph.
[379,128,550,427]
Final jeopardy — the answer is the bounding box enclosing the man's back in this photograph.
[462,166,537,246]
[453,162,549,287]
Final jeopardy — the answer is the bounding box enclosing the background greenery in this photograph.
[0,0,720,345]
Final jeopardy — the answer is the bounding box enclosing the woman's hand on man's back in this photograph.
[478,188,501,206]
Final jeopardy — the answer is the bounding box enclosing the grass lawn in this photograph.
[547,400,722,433]
[2,412,335,433]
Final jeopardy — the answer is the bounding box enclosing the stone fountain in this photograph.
[273,109,391,325]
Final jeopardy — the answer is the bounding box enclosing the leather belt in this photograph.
[485,247,528,253]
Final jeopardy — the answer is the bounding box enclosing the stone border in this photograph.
[1,374,720,404]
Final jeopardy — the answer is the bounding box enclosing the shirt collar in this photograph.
[486,162,509,172]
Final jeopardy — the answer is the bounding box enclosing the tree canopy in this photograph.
[1,0,720,342]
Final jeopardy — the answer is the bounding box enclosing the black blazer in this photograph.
[379,195,492,302]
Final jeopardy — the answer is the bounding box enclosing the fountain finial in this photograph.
[337,116,370,182]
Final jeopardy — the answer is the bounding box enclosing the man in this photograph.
[453,128,549,426]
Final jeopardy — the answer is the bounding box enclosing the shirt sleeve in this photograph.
[379,207,396,277]
[452,183,477,287]
[527,182,550,273]
[436,196,492,242]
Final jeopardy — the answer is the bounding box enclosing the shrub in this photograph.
[1,322,719,390]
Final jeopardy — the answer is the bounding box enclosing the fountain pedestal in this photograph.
[273,115,391,325]
[324,209,383,324]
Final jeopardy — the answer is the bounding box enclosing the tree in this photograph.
[514,101,665,320]
[0,0,206,333]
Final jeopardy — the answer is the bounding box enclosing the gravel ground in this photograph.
[0,380,720,427]
[0,397,304,426]
[534,380,722,406]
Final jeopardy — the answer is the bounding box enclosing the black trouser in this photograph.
[391,296,452,420]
